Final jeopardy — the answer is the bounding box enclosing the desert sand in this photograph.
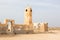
[0,30,60,40]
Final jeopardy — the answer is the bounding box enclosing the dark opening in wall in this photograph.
[26,9,28,12]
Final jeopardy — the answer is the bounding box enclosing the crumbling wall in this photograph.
[39,23,48,32]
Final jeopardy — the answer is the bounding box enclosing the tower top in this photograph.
[25,6,32,12]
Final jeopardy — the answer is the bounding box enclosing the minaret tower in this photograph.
[24,7,32,25]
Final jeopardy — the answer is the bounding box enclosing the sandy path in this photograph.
[0,30,60,40]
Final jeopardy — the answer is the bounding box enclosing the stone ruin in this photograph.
[0,6,48,34]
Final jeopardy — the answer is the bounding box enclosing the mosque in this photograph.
[0,6,48,34]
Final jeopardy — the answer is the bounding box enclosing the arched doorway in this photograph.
[6,20,14,34]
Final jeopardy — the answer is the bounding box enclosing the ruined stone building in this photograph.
[0,6,48,34]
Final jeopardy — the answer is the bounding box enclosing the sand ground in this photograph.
[0,30,60,40]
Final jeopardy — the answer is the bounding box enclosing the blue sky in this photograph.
[0,0,60,27]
